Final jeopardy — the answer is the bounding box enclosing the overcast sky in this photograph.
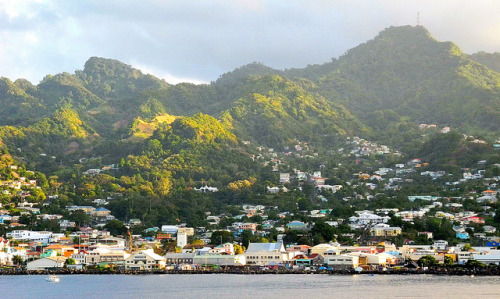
[1,0,500,84]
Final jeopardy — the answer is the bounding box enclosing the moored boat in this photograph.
[46,275,60,283]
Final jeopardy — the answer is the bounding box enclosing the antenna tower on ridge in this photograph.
[417,12,420,26]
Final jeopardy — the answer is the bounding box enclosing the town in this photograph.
[1,132,500,274]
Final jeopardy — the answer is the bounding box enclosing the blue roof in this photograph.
[95,207,110,211]
[287,221,306,226]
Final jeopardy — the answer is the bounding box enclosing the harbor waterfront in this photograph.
[2,274,500,298]
[2,266,500,276]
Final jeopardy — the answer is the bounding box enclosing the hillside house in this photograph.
[286,220,308,231]
[370,224,402,237]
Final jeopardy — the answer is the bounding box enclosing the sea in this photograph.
[3,274,500,298]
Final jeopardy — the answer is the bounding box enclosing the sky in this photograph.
[1,0,500,85]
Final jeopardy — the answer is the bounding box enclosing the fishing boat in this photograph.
[45,275,60,283]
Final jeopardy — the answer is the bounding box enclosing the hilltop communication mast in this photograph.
[417,12,420,25]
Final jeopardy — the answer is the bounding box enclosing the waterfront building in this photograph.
[193,254,246,267]
[245,242,288,266]
[164,252,195,266]
[26,256,67,271]
[310,243,338,256]
[71,248,129,266]
[124,249,166,270]
[472,250,500,265]
[324,254,359,269]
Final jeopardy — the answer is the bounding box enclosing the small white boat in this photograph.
[46,275,60,283]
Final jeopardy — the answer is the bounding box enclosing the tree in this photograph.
[494,207,500,224]
[240,230,253,248]
[466,259,485,268]
[234,244,244,254]
[443,255,454,266]
[12,255,23,266]
[297,197,313,211]
[417,255,437,268]
[69,210,91,227]
[191,239,205,246]
[65,258,76,267]
[104,220,128,236]
[210,230,234,245]
[311,222,336,243]
[461,243,473,251]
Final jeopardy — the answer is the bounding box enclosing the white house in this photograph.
[433,240,449,250]
[279,173,290,184]
[194,186,219,193]
[161,225,179,234]
[0,237,11,265]
[124,249,166,270]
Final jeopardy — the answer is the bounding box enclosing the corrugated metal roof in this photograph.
[246,242,284,253]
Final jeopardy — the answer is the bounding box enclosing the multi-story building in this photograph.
[124,249,166,270]
[244,242,289,266]
[370,224,402,237]
[6,230,52,243]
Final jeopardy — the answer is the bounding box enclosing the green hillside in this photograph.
[0,25,499,228]
[470,51,500,73]
[220,75,365,146]
[307,26,500,137]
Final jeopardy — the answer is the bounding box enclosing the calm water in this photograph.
[2,274,500,298]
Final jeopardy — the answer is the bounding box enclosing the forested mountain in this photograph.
[219,74,364,146]
[470,51,500,73]
[0,25,499,228]
[292,26,500,138]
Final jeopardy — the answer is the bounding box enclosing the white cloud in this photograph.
[130,61,208,85]
[1,0,500,84]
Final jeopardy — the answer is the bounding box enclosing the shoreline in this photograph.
[1,268,499,276]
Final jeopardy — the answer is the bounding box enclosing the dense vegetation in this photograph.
[0,25,499,237]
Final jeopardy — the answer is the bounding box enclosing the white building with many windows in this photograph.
[124,249,166,270]
[6,230,53,243]
[244,242,289,266]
